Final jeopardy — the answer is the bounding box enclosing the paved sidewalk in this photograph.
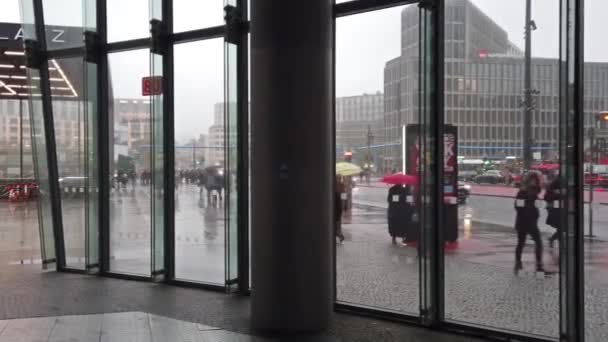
[337,205,608,341]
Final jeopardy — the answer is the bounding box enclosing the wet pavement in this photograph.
[341,188,608,341]
[2,184,608,340]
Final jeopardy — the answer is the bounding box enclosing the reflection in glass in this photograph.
[443,0,559,338]
[25,70,57,265]
[51,58,87,269]
[335,5,420,314]
[0,99,41,265]
[174,40,225,284]
[108,49,152,275]
[42,0,87,50]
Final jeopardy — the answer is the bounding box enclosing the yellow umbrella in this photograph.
[336,162,362,176]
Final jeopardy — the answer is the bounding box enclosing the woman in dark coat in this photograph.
[387,184,413,244]
[514,172,544,274]
[544,177,562,248]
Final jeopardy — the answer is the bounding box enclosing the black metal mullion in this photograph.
[171,25,228,45]
[571,0,585,339]
[106,37,151,53]
[236,0,250,295]
[163,0,176,281]
[46,47,84,59]
[97,0,111,273]
[335,0,419,17]
[32,0,66,270]
[331,0,338,304]
[431,0,445,325]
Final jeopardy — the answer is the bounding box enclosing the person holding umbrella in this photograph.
[382,173,417,244]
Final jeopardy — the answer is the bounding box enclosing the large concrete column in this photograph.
[250,0,334,334]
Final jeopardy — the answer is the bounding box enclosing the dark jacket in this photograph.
[387,185,414,237]
[514,188,540,231]
[335,190,343,222]
[544,181,561,229]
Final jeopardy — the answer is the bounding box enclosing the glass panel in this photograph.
[51,57,86,269]
[25,69,56,266]
[584,0,608,340]
[108,49,152,276]
[0,2,42,266]
[107,0,150,43]
[225,42,238,286]
[149,0,164,277]
[174,39,225,284]
[444,0,560,338]
[174,1,224,32]
[42,0,87,50]
[19,0,56,267]
[84,61,99,269]
[418,5,438,324]
[150,51,164,275]
[335,5,420,314]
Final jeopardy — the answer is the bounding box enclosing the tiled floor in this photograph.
[0,264,485,342]
[0,312,280,342]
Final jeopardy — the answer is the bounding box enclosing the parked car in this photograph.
[473,170,504,184]
[585,173,608,188]
[458,181,471,204]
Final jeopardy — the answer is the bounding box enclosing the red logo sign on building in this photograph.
[142,76,163,96]
[478,48,488,58]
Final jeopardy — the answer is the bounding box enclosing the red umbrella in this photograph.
[381,173,418,185]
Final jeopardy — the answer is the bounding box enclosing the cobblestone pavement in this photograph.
[337,204,608,341]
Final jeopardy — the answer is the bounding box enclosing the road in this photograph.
[353,184,608,240]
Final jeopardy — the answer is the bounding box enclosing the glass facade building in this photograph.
[0,0,606,341]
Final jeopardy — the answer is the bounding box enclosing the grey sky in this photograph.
[2,0,608,142]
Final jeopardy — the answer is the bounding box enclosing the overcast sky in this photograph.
[2,0,608,143]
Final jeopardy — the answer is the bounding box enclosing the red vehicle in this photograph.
[585,173,608,187]
[4,182,38,202]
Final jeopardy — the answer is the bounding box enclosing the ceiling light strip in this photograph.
[0,80,17,95]
[50,59,78,97]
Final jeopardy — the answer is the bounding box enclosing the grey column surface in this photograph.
[250,0,334,334]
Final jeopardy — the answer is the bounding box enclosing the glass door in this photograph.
[224,0,240,290]
[19,0,63,268]
[418,1,439,325]
[150,0,165,277]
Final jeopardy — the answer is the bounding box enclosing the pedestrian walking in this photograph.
[387,184,413,244]
[335,177,345,243]
[514,171,545,274]
[544,177,562,248]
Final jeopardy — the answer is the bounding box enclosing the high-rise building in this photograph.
[335,92,384,166]
[384,0,608,162]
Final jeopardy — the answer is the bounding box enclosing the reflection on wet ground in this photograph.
[341,188,608,340]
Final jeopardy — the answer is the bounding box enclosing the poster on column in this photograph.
[405,124,458,196]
